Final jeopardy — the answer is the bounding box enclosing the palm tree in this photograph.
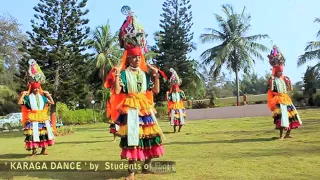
[199,4,269,106]
[86,21,122,110]
[297,18,320,68]
[86,21,122,85]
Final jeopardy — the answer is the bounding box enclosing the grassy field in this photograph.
[0,109,320,180]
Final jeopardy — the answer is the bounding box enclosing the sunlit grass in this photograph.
[0,109,319,180]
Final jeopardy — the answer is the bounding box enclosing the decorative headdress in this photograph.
[28,59,46,84]
[118,6,148,72]
[26,58,46,94]
[169,68,182,85]
[267,45,286,76]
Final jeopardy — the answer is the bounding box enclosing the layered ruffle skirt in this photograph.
[114,93,164,161]
[268,92,302,130]
[24,121,54,151]
[168,101,187,126]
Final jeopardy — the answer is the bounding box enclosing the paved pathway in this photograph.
[185,104,271,120]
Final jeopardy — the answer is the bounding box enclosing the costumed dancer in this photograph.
[105,73,119,142]
[108,6,165,180]
[17,59,55,157]
[166,68,187,133]
[267,45,302,140]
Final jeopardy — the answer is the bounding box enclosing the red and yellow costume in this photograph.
[267,50,302,130]
[20,82,55,151]
[105,9,165,161]
[167,84,187,127]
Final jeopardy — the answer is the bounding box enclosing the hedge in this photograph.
[56,102,106,125]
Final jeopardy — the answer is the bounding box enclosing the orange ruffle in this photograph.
[267,90,292,110]
[21,105,49,127]
[117,93,156,116]
[168,101,185,110]
[108,89,127,122]
[51,113,56,133]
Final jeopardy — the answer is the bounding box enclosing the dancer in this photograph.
[166,68,187,133]
[105,87,118,142]
[107,6,165,180]
[267,46,302,140]
[18,60,55,157]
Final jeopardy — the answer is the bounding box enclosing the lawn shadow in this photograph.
[163,131,175,134]
[56,140,106,145]
[0,131,23,138]
[73,127,106,132]
[165,137,276,145]
[0,153,30,159]
[0,171,127,180]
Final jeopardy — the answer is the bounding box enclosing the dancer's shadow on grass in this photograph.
[0,131,23,138]
[55,140,106,145]
[163,131,175,134]
[0,153,29,159]
[165,137,277,145]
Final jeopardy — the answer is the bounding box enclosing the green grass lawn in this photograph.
[0,109,320,180]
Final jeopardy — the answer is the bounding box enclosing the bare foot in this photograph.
[124,172,135,180]
[285,135,293,138]
[112,139,117,142]
[40,149,48,155]
[278,136,284,140]
[28,151,37,158]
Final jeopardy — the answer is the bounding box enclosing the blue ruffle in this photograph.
[115,114,155,125]
[24,121,52,129]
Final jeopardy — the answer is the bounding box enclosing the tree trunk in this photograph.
[50,65,60,133]
[51,1,65,129]
[235,68,240,106]
[234,49,240,106]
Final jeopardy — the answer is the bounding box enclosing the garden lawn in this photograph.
[0,109,319,180]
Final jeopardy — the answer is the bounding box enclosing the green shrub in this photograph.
[292,92,304,102]
[56,102,107,125]
[254,100,267,104]
[155,106,168,119]
[192,100,209,109]
[314,94,320,106]
[56,102,69,122]
[62,109,105,125]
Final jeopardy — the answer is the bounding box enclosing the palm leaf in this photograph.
[298,49,320,67]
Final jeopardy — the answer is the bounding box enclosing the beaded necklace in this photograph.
[129,67,143,93]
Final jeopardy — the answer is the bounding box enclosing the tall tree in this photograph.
[302,66,319,105]
[19,0,92,114]
[199,4,269,105]
[298,18,320,68]
[153,0,201,101]
[0,13,27,90]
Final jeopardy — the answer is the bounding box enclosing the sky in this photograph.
[1,0,320,84]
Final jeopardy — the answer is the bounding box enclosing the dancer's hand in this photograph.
[147,64,158,74]
[114,65,121,74]
[43,91,51,97]
[21,91,29,96]
[270,75,275,80]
